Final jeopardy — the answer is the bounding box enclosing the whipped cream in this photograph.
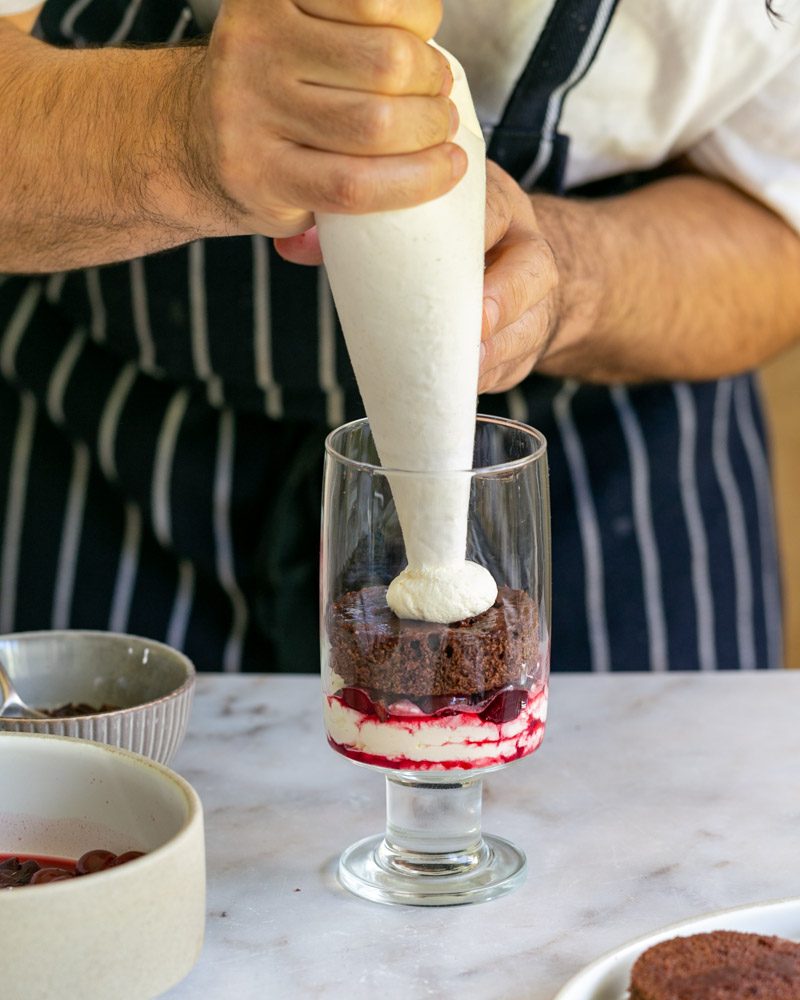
[386,561,497,624]
[317,45,496,623]
[324,688,548,770]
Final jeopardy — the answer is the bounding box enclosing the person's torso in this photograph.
[25,0,798,412]
[440,0,800,187]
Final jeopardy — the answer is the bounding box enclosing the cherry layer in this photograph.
[336,683,532,725]
[0,849,145,888]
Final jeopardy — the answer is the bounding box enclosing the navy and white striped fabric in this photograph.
[0,0,782,671]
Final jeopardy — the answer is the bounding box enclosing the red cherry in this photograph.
[0,858,41,885]
[76,849,117,874]
[30,867,75,884]
[340,687,378,717]
[16,860,41,884]
[481,687,529,724]
[110,851,145,866]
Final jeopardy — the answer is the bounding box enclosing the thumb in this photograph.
[273,226,323,265]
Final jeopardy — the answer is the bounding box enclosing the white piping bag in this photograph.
[317,45,496,623]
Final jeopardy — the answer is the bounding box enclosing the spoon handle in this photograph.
[0,657,48,719]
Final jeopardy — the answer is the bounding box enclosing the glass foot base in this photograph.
[338,833,527,907]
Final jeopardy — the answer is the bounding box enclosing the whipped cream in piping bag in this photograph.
[317,45,496,623]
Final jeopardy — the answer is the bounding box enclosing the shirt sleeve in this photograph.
[687,51,800,234]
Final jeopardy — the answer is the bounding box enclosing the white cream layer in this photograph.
[324,689,548,767]
[317,46,496,623]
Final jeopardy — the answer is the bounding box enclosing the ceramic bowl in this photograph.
[0,631,195,765]
[0,731,205,1000]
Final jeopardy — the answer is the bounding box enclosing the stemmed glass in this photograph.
[321,415,550,906]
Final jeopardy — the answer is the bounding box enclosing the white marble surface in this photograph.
[163,672,800,1000]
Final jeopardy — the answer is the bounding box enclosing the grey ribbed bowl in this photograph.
[0,631,195,765]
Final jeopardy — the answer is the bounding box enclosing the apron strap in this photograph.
[487,0,621,193]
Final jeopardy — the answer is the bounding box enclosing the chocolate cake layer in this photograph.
[630,931,800,1000]
[327,584,538,697]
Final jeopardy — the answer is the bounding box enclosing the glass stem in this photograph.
[376,774,491,877]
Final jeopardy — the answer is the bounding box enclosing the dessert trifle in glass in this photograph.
[321,415,550,906]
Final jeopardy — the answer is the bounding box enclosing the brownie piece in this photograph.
[630,930,800,1000]
[327,584,538,697]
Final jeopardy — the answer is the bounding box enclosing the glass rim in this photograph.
[324,414,548,477]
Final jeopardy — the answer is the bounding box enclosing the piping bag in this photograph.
[316,45,496,624]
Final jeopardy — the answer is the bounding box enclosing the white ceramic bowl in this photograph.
[0,732,205,1000]
[0,631,195,764]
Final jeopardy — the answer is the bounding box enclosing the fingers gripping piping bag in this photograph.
[317,45,496,624]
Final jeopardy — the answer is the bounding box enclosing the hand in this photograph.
[478,161,559,393]
[274,160,560,393]
[188,0,466,237]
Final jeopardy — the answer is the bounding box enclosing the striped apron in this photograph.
[0,0,782,672]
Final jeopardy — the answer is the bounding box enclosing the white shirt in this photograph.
[438,0,800,231]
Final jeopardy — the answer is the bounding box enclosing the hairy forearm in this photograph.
[0,23,238,273]
[1,1,463,275]
[536,173,800,382]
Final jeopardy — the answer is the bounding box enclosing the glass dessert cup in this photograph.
[321,416,551,906]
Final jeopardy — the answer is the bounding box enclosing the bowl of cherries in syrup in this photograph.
[0,731,205,1000]
[0,630,195,764]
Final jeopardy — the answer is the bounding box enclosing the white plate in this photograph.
[553,897,800,1000]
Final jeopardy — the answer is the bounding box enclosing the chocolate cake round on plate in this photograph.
[629,930,800,999]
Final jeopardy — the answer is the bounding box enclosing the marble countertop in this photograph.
[164,672,800,999]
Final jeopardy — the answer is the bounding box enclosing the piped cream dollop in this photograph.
[386,561,497,624]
